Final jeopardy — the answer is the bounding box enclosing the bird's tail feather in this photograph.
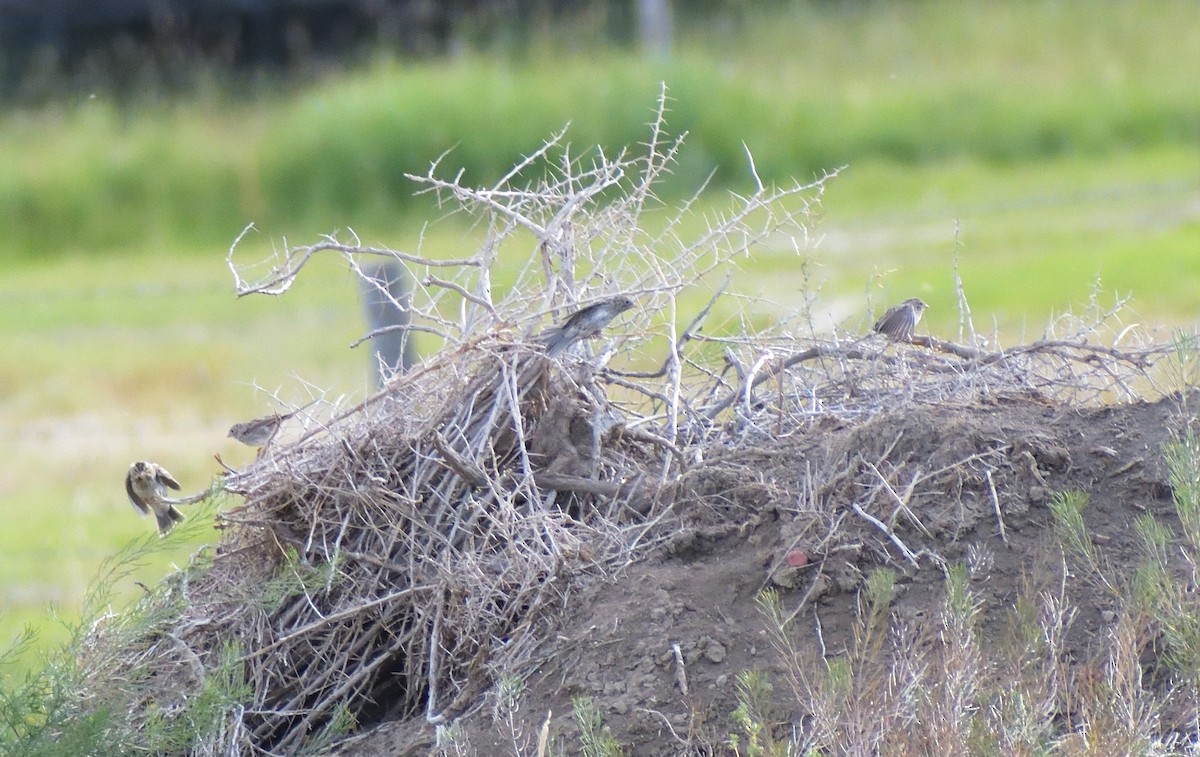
[156,506,186,536]
[541,328,569,356]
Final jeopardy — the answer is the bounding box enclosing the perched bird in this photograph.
[125,461,186,536]
[228,399,319,448]
[540,295,635,357]
[872,298,928,342]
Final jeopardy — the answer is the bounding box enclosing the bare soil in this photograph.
[341,392,1189,755]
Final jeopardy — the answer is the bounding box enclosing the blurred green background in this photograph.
[2,0,1198,674]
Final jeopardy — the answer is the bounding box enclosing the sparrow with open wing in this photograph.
[539,295,635,357]
[872,298,928,342]
[125,460,186,536]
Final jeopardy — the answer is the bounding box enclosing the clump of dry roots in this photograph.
[76,93,1179,755]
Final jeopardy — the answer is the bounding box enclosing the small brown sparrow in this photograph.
[873,298,928,342]
[125,461,186,536]
[228,399,319,447]
[540,295,635,357]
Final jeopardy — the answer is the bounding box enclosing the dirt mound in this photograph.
[344,393,1190,755]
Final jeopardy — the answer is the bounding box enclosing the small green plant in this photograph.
[0,532,201,756]
[0,629,120,757]
[1165,331,1200,410]
[1163,429,1200,550]
[1048,489,1095,565]
[253,546,342,613]
[0,498,232,756]
[299,702,357,756]
[1048,490,1121,597]
[747,572,899,755]
[572,696,624,757]
[492,674,533,754]
[1129,430,1200,689]
[140,641,254,754]
[729,669,778,757]
[925,564,983,754]
[1043,431,1200,746]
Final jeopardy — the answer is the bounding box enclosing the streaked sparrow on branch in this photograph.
[228,399,319,448]
[872,298,928,342]
[540,295,635,357]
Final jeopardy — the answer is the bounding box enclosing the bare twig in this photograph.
[671,642,689,697]
[985,468,1009,546]
[850,500,921,567]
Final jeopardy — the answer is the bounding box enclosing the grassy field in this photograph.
[1,0,1197,259]
[0,251,369,670]
[2,0,1199,675]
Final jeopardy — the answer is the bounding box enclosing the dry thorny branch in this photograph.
[85,91,1181,755]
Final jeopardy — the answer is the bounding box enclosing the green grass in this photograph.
[0,250,370,675]
[1,0,1198,260]
[812,145,1200,334]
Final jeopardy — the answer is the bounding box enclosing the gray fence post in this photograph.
[636,0,673,59]
[361,260,418,386]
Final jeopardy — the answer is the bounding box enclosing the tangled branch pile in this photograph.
[76,95,1177,755]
